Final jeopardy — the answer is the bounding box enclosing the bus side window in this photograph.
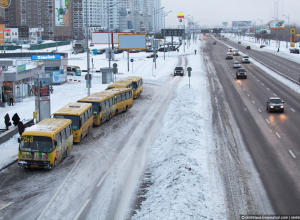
[126,91,129,100]
[56,133,61,147]
[109,98,112,107]
[66,125,71,138]
[61,129,66,142]
[130,90,132,98]
[122,92,126,101]
[106,100,109,108]
[117,94,121,102]
[115,96,117,104]
[85,111,88,122]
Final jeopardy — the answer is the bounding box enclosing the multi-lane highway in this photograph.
[203,37,300,214]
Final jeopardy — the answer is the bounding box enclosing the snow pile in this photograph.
[132,50,226,219]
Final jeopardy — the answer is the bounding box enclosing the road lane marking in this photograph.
[243,88,245,91]
[74,199,90,220]
[276,132,281,138]
[291,108,295,112]
[247,94,250,97]
[267,88,270,90]
[262,83,264,85]
[289,150,296,158]
[274,94,277,96]
[252,100,255,104]
[258,109,261,112]
[0,202,14,211]
[266,119,270,123]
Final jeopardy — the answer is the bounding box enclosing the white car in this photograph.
[233,61,241,68]
[242,56,250,63]
[233,50,240,56]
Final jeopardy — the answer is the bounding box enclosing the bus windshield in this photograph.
[132,82,137,91]
[20,136,53,153]
[54,115,80,130]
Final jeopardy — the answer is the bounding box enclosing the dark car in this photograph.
[289,48,296,53]
[174,67,184,76]
[157,47,169,52]
[266,97,284,112]
[97,49,105,54]
[90,43,94,47]
[146,53,158,58]
[246,46,251,49]
[236,68,247,79]
[260,45,266,48]
[294,49,300,54]
[213,41,216,45]
[145,48,154,53]
[238,41,241,44]
[114,49,123,54]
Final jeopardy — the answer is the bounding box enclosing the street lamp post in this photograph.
[163,10,172,60]
[283,15,290,48]
[153,7,164,69]
[258,19,263,45]
[105,2,120,68]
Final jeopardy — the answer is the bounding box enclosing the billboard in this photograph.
[118,34,146,50]
[91,32,133,44]
[222,22,228,26]
[0,0,9,8]
[55,0,69,26]
[270,20,285,29]
[232,21,252,27]
[31,54,61,60]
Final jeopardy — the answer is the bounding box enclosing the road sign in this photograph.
[153,58,155,62]
[291,28,295,34]
[130,59,134,62]
[113,63,118,68]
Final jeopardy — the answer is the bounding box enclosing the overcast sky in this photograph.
[162,0,298,28]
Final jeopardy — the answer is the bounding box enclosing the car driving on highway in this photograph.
[233,61,241,68]
[228,48,233,52]
[246,46,251,49]
[226,52,233,59]
[242,56,250,63]
[236,68,247,79]
[266,97,284,112]
[174,67,184,76]
[233,50,240,56]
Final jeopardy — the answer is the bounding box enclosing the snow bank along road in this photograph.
[205,37,300,214]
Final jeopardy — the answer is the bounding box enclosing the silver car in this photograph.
[233,50,240,56]
[233,61,241,68]
[226,52,233,59]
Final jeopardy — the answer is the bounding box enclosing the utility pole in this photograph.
[86,0,90,96]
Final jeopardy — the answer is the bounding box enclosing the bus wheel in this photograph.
[115,110,118,115]
[125,106,128,112]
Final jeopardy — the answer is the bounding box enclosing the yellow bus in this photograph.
[123,76,143,99]
[78,91,116,126]
[105,88,133,114]
[18,118,73,170]
[53,102,93,143]
[106,80,133,90]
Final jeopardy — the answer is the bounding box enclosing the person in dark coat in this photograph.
[12,113,20,126]
[18,121,25,136]
[4,113,11,130]
[2,92,5,104]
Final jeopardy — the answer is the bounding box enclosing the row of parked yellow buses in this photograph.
[18,76,143,170]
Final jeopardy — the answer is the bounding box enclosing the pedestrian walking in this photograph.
[195,49,197,55]
[8,91,14,106]
[18,121,25,136]
[4,113,11,130]
[12,113,20,126]
[2,92,5,107]
[277,48,279,52]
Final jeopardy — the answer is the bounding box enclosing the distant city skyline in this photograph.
[162,0,299,28]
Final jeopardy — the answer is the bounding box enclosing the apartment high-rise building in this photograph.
[4,0,73,41]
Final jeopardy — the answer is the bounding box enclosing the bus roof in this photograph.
[54,102,92,116]
[123,76,142,82]
[106,80,132,89]
[105,87,132,95]
[22,118,72,138]
[67,65,80,68]
[78,90,114,103]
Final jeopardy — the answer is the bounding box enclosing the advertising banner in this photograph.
[55,0,69,26]
[31,54,61,60]
[17,64,26,72]
[232,21,252,27]
[270,20,285,29]
[52,71,61,83]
